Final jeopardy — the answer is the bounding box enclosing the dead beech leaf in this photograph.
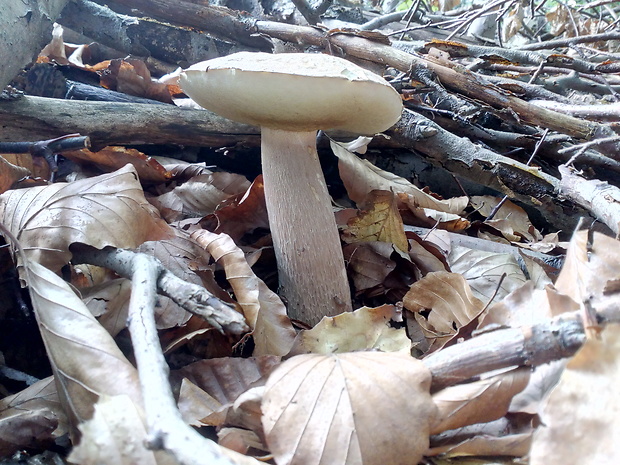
[0,164,173,272]
[153,171,251,222]
[24,259,142,429]
[449,246,527,303]
[262,352,436,465]
[343,190,408,253]
[332,140,467,214]
[202,176,270,242]
[0,377,66,456]
[555,230,620,319]
[431,368,530,435]
[0,156,31,194]
[174,356,281,427]
[99,58,173,103]
[81,278,132,337]
[471,196,542,242]
[192,229,295,356]
[342,242,397,294]
[529,323,620,465]
[403,271,485,351]
[288,305,410,355]
[62,146,171,183]
[68,395,160,465]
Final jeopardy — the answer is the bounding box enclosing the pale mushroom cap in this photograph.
[180,52,403,134]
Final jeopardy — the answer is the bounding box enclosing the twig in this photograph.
[423,311,612,391]
[69,243,249,335]
[126,253,244,465]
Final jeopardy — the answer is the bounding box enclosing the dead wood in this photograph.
[0,0,71,89]
[0,95,260,149]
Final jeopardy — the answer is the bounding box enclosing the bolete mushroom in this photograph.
[180,52,403,325]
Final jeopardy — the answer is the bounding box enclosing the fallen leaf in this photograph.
[343,190,409,253]
[192,230,295,356]
[432,368,530,434]
[23,259,142,431]
[62,146,171,183]
[332,141,467,214]
[262,352,436,465]
[288,305,410,355]
[403,271,485,352]
[0,164,173,273]
[529,323,620,465]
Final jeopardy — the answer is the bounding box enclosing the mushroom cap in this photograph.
[180,52,403,135]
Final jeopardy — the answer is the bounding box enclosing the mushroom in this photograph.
[180,52,403,326]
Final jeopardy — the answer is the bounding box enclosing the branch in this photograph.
[70,244,249,335]
[423,311,620,391]
[126,253,258,465]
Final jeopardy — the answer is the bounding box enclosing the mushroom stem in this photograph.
[261,127,352,325]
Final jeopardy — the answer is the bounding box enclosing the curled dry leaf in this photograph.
[288,305,410,355]
[62,146,171,183]
[23,260,142,429]
[0,164,173,272]
[343,190,408,253]
[403,271,485,352]
[530,323,620,465]
[332,140,467,214]
[262,352,436,465]
[193,229,296,356]
[431,367,530,435]
[0,156,31,194]
[555,230,620,319]
[471,196,542,242]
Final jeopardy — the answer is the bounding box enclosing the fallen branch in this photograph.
[70,243,249,334]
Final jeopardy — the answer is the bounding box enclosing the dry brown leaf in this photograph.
[99,58,173,103]
[192,229,295,356]
[479,281,577,329]
[332,141,467,214]
[288,305,410,355]
[403,271,485,351]
[343,190,408,253]
[431,368,530,435]
[448,246,527,303]
[218,427,266,455]
[177,378,227,427]
[262,352,436,465]
[0,156,31,194]
[471,196,542,243]
[0,377,66,456]
[529,323,620,465]
[81,278,132,337]
[62,146,171,183]
[174,356,280,427]
[202,176,270,242]
[555,230,620,319]
[151,172,251,222]
[0,164,173,272]
[68,395,162,465]
[24,260,142,430]
[342,242,397,294]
